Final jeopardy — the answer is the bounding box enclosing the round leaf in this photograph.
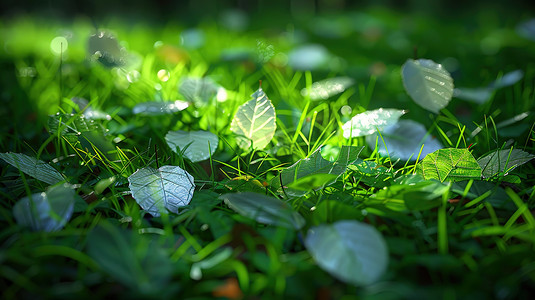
[342,108,406,138]
[220,192,305,230]
[230,88,276,150]
[165,130,219,162]
[366,119,442,160]
[13,184,76,232]
[402,59,454,113]
[305,220,389,286]
[128,165,195,217]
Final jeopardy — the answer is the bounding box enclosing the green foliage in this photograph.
[416,148,482,182]
[305,220,389,286]
[402,59,454,113]
[12,184,76,231]
[165,130,219,162]
[1,8,535,300]
[230,87,277,150]
[0,152,65,184]
[128,165,195,217]
[220,192,305,230]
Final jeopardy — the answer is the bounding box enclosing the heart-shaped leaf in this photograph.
[0,152,65,185]
[220,192,305,230]
[13,184,76,232]
[230,87,276,150]
[478,148,535,178]
[366,119,442,160]
[301,77,355,100]
[165,130,219,162]
[342,108,406,138]
[416,148,482,182]
[179,77,220,107]
[305,220,389,286]
[128,165,195,217]
[402,59,454,113]
[133,101,189,116]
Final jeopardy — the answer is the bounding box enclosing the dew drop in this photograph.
[126,70,140,83]
[50,36,68,55]
[157,69,170,82]
[341,105,352,116]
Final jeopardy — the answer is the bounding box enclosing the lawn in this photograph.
[1,2,535,299]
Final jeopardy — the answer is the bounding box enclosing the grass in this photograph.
[1,6,535,299]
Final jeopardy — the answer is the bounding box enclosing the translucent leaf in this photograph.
[13,184,75,232]
[372,180,450,211]
[88,31,127,68]
[128,165,195,217]
[478,149,535,178]
[48,113,105,143]
[491,70,524,89]
[416,148,482,182]
[366,119,442,160]
[165,130,218,162]
[342,108,406,138]
[87,221,173,294]
[179,77,220,108]
[402,59,454,113]
[180,28,205,49]
[275,146,363,196]
[305,220,389,286]
[133,100,189,116]
[517,18,535,42]
[220,192,305,230]
[454,70,524,104]
[288,44,330,70]
[301,77,355,100]
[453,87,493,104]
[230,87,276,150]
[0,152,65,185]
[72,97,111,120]
[288,173,340,191]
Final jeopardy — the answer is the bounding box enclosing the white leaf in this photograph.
[230,87,276,150]
[133,101,189,116]
[288,44,330,71]
[305,220,389,286]
[366,119,442,160]
[179,77,220,107]
[342,108,406,138]
[128,166,195,217]
[301,77,355,100]
[402,59,454,113]
[165,130,219,162]
[13,184,76,232]
[0,152,65,185]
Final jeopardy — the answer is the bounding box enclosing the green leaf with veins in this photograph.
[416,148,481,182]
[230,87,276,150]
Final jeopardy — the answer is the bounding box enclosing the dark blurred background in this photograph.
[1,0,533,23]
